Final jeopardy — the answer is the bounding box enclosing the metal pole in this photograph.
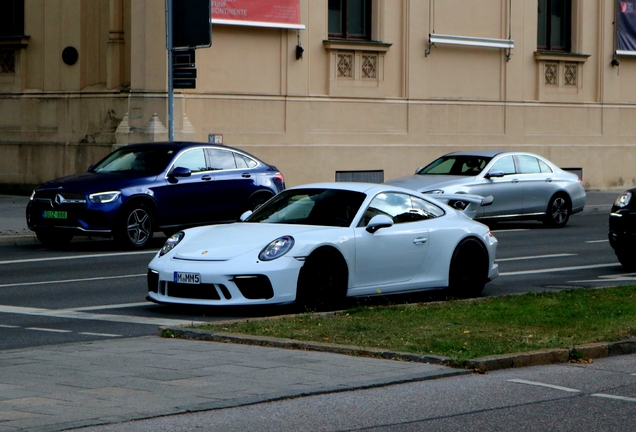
[166,0,174,141]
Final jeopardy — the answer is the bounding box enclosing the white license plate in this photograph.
[173,272,200,284]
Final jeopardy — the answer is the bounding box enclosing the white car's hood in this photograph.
[173,223,329,261]
[385,175,475,192]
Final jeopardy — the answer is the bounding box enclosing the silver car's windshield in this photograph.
[246,188,366,227]
[417,155,492,176]
[91,148,174,174]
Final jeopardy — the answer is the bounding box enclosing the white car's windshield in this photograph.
[246,188,366,227]
[417,155,492,176]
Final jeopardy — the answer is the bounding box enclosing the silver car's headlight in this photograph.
[615,192,632,208]
[424,189,444,194]
[89,191,121,204]
[159,231,185,256]
[259,236,294,261]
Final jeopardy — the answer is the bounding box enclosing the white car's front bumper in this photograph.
[147,253,305,306]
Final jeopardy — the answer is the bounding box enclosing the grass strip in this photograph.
[192,286,636,363]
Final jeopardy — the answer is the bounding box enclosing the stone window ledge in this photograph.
[323,40,392,52]
[534,51,590,63]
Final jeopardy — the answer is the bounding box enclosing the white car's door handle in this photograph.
[545,178,553,182]
[413,237,428,244]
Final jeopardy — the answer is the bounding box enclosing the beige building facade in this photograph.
[0,0,635,189]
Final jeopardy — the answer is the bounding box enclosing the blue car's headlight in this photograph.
[89,191,121,204]
[259,236,294,261]
[615,192,632,208]
[160,232,185,256]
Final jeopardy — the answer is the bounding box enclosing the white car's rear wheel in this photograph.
[448,238,488,298]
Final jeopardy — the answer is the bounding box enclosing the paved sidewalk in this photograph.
[0,336,464,431]
[0,190,623,431]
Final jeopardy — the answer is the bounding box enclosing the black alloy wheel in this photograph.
[36,230,73,248]
[448,238,488,298]
[543,194,570,228]
[115,203,154,249]
[296,249,348,310]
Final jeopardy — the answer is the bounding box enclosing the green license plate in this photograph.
[42,210,68,219]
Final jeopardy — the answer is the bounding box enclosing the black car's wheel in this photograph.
[543,194,571,228]
[114,202,154,249]
[36,230,73,248]
[448,238,488,298]
[616,249,636,271]
[296,248,348,310]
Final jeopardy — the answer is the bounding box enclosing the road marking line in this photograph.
[0,304,204,327]
[0,324,19,328]
[0,250,158,265]
[500,263,621,276]
[78,332,122,337]
[507,379,581,393]
[26,327,72,333]
[64,302,149,312]
[0,274,145,288]
[591,393,636,403]
[491,229,530,233]
[497,253,576,262]
[585,240,609,244]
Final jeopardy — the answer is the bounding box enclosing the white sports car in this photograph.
[147,183,498,307]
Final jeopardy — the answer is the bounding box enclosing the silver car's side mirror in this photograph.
[485,170,505,179]
[366,215,394,233]
[240,210,253,221]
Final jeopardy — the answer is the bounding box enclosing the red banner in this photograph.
[211,0,304,29]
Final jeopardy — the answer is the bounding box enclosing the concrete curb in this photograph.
[160,326,636,373]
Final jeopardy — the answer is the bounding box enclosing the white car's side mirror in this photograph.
[240,210,253,221]
[366,215,394,233]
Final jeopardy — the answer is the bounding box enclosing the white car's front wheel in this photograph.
[296,248,348,310]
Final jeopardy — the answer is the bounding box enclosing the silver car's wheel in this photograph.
[448,238,487,298]
[296,248,347,310]
[115,203,154,249]
[543,194,570,228]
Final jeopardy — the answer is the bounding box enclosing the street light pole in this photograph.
[166,0,174,141]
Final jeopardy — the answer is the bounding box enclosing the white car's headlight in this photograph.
[259,236,294,261]
[615,192,632,208]
[29,190,36,200]
[89,191,121,204]
[424,190,444,194]
[160,231,185,256]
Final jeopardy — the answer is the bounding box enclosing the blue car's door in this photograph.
[204,148,259,221]
[153,148,216,226]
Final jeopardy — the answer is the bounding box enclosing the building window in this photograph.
[0,0,25,37]
[537,0,571,52]
[328,0,372,40]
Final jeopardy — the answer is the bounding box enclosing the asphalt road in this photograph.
[0,211,629,351]
[77,353,636,432]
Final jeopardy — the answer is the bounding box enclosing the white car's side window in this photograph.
[362,193,436,225]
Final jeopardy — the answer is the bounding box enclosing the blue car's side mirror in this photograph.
[169,167,192,178]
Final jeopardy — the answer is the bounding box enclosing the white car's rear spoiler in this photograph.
[429,194,494,220]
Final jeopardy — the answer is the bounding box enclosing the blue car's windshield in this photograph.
[417,155,492,176]
[246,188,366,227]
[91,148,174,174]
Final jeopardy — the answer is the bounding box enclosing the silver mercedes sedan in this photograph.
[385,150,586,228]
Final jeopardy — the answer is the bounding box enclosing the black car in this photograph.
[609,189,636,269]
[27,142,285,249]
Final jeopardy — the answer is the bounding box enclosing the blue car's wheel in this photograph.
[115,203,154,249]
